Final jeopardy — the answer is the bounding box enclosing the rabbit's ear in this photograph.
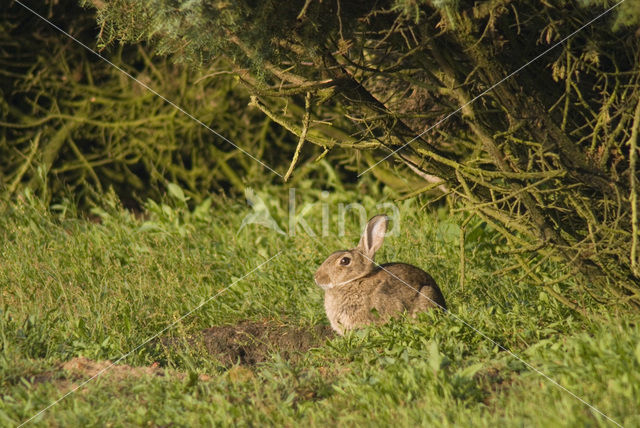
[357,215,388,259]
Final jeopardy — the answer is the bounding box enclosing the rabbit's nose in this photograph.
[314,269,330,289]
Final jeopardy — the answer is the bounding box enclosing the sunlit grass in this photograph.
[1,189,639,427]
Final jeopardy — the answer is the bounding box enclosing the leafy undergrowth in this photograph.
[1,189,639,427]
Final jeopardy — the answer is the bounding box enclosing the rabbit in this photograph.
[314,214,446,335]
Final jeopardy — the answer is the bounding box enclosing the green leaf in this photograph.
[428,340,443,372]
[167,182,186,202]
[454,362,484,380]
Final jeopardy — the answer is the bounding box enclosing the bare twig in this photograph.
[284,92,312,182]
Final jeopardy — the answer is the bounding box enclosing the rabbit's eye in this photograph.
[339,256,351,266]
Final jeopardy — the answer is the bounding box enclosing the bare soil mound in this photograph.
[156,320,334,366]
[197,320,334,366]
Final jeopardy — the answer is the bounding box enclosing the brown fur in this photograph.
[315,215,446,335]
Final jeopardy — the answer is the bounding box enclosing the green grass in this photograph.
[1,189,640,427]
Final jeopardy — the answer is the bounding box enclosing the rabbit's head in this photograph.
[314,215,388,290]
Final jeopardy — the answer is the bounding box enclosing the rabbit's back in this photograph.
[373,263,446,313]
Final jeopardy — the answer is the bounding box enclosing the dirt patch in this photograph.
[28,356,211,394]
[475,366,517,408]
[22,321,332,396]
[27,321,333,392]
[60,356,209,382]
[193,320,334,366]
